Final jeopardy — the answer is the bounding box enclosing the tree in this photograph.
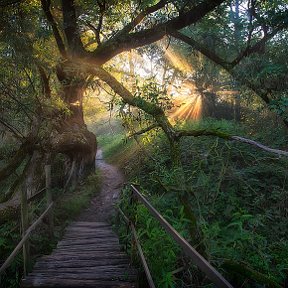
[26,0,226,180]
[1,0,287,223]
[168,0,288,124]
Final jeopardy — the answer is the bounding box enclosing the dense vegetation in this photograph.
[116,117,288,287]
[0,0,288,287]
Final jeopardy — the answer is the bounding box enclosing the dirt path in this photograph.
[78,149,124,222]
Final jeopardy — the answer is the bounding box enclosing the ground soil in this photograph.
[78,149,124,222]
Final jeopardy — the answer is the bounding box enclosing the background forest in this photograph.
[0,0,287,287]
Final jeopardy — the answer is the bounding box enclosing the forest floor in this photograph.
[78,148,124,222]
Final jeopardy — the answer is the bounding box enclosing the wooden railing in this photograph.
[0,172,234,287]
[118,207,156,288]
[0,165,54,278]
[119,184,234,288]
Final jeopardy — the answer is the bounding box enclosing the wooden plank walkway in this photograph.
[21,221,137,288]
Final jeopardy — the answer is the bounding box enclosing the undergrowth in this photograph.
[0,170,102,288]
[116,118,288,287]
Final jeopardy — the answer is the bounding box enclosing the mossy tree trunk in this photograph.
[52,63,97,187]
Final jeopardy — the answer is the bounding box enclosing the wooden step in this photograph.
[21,221,137,288]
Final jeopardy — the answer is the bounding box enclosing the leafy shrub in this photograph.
[118,118,288,287]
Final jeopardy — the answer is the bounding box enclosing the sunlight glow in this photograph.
[70,100,81,106]
[158,41,203,121]
[163,46,193,74]
[169,95,202,120]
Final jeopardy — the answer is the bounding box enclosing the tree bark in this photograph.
[53,64,97,186]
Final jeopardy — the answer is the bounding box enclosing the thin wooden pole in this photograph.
[45,164,54,238]
[118,208,156,288]
[20,185,29,276]
[0,203,53,275]
[130,223,156,288]
[131,185,234,288]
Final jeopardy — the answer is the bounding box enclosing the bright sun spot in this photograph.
[159,41,203,121]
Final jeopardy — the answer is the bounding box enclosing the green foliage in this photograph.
[268,96,288,120]
[97,134,133,161]
[54,171,102,225]
[0,222,23,288]
[117,118,288,287]
[118,187,191,287]
[136,78,174,111]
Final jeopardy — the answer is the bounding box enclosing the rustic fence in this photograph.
[0,164,54,278]
[1,173,235,288]
[119,184,234,288]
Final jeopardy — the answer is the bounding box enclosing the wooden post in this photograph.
[45,164,54,238]
[21,185,29,276]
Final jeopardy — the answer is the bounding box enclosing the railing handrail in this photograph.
[27,187,46,203]
[130,184,234,288]
[0,202,53,275]
[118,207,156,288]
[0,164,54,277]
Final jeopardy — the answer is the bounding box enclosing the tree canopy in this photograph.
[0,1,288,286]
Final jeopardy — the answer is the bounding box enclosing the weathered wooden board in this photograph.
[22,278,136,288]
[21,221,137,287]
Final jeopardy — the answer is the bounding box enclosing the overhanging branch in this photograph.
[128,123,159,138]
[168,30,231,70]
[41,0,67,58]
[115,0,169,37]
[169,30,272,104]
[92,0,225,64]
[0,118,24,139]
[93,66,164,116]
[176,128,288,157]
[231,25,286,66]
[231,136,288,157]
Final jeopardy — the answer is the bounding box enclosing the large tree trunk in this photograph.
[52,64,97,188]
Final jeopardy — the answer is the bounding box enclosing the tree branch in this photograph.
[89,66,176,142]
[93,66,164,116]
[41,0,67,58]
[168,30,231,70]
[83,64,288,157]
[175,128,288,157]
[169,30,271,104]
[0,118,24,139]
[128,123,159,138]
[231,25,285,66]
[61,0,84,55]
[115,0,169,37]
[94,0,106,45]
[175,128,231,139]
[91,0,225,64]
[85,21,98,35]
[231,136,288,157]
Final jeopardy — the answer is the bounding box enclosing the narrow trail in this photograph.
[21,149,138,288]
[78,149,124,222]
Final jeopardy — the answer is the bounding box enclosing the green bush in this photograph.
[117,118,288,287]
